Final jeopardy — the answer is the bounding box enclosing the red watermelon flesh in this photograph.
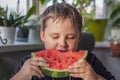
[33,49,87,70]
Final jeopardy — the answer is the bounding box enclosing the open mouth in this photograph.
[58,50,67,52]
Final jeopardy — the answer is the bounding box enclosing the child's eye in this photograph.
[67,35,76,39]
[51,35,59,39]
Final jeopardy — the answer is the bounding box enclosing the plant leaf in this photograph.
[23,5,36,24]
[108,3,120,27]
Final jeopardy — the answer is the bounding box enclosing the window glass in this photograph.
[95,0,106,19]
[0,0,27,15]
[46,0,106,19]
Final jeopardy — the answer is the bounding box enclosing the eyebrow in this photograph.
[48,33,59,35]
[67,33,78,36]
[48,33,78,36]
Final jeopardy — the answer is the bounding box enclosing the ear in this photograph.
[40,30,45,42]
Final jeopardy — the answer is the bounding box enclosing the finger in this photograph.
[70,73,89,80]
[26,59,32,63]
[31,66,44,78]
[68,67,86,73]
[68,63,84,69]
[25,59,45,78]
[30,57,49,67]
[70,72,85,78]
[30,60,49,67]
[69,59,87,69]
[75,59,87,67]
[31,57,47,63]
[32,70,41,78]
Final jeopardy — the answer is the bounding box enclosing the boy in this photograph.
[10,3,115,80]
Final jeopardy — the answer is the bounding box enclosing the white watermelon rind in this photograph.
[31,50,88,78]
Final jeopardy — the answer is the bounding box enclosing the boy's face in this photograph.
[40,18,80,52]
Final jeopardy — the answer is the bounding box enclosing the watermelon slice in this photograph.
[31,49,87,78]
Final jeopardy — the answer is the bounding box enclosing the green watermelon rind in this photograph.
[40,67,69,78]
[31,50,88,78]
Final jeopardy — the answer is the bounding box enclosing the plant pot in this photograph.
[28,29,41,43]
[0,26,16,45]
[86,19,107,42]
[109,41,120,57]
[15,27,29,42]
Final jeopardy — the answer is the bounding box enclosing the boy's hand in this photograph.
[68,59,105,80]
[11,57,49,80]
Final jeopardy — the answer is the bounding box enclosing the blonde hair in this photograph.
[40,3,82,33]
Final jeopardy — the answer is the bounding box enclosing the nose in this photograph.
[58,37,68,48]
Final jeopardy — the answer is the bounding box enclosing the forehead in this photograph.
[45,18,79,34]
[46,18,73,28]
[47,17,72,24]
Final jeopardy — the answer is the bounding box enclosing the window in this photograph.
[0,0,27,15]
[46,0,106,19]
[95,0,106,19]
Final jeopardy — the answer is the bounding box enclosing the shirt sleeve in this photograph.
[87,53,116,80]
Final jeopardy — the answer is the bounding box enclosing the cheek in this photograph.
[68,40,79,51]
[44,38,57,49]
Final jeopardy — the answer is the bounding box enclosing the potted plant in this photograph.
[109,36,120,57]
[27,15,41,43]
[15,5,36,43]
[107,3,120,57]
[78,1,107,42]
[0,6,24,45]
[83,15,107,41]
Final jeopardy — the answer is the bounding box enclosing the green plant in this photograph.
[0,5,37,28]
[0,6,7,17]
[0,12,24,27]
[25,16,40,29]
[14,5,37,42]
[107,3,120,44]
[19,5,37,29]
[0,6,24,27]
[72,0,94,18]
[107,3,120,28]
[39,0,94,18]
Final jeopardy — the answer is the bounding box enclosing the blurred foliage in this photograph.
[0,6,7,17]
[0,5,37,29]
[107,3,120,28]
[0,6,24,27]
